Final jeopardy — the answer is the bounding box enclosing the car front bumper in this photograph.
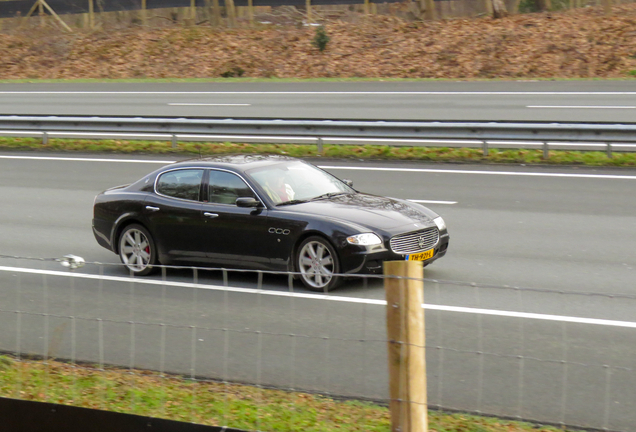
[340,232,450,275]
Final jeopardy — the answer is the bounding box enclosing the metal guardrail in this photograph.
[1,115,636,156]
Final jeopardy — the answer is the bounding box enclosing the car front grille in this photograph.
[390,227,440,254]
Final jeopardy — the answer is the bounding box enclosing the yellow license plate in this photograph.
[407,249,434,261]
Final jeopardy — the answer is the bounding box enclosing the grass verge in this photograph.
[1,137,636,167]
[0,356,578,432]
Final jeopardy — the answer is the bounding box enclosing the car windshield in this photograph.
[247,161,354,205]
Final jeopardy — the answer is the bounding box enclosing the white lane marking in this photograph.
[0,265,633,328]
[408,199,457,205]
[321,166,636,180]
[425,304,636,328]
[528,105,636,109]
[0,265,385,306]
[3,91,636,95]
[168,103,251,106]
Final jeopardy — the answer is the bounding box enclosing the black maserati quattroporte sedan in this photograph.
[92,155,449,291]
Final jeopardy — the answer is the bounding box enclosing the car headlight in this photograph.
[346,233,382,246]
[433,217,446,232]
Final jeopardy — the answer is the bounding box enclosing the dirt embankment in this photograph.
[3,4,636,80]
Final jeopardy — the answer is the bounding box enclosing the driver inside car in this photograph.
[262,172,295,204]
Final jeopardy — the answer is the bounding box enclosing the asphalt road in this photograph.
[0,153,635,430]
[4,81,636,122]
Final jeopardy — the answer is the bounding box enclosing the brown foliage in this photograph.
[2,4,636,79]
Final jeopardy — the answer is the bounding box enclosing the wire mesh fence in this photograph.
[1,0,630,30]
[1,254,636,431]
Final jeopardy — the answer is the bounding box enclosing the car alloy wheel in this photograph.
[118,224,157,276]
[297,236,340,292]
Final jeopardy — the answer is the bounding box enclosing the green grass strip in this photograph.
[0,356,578,432]
[1,137,636,167]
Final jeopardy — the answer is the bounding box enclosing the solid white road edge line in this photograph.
[1,155,635,180]
[0,265,633,328]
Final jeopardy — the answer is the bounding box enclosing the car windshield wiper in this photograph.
[310,192,349,201]
[277,199,309,206]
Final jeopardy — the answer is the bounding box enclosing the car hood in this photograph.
[281,193,438,230]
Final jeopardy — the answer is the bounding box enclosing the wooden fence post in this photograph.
[38,0,44,27]
[212,0,221,26]
[141,0,147,26]
[306,0,312,22]
[483,0,493,16]
[22,0,73,32]
[421,0,435,19]
[88,0,94,28]
[248,0,254,26]
[384,260,427,432]
[226,0,237,27]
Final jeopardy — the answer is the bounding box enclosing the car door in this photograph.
[200,169,272,268]
[143,168,206,264]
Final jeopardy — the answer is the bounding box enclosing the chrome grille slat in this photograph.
[390,227,439,254]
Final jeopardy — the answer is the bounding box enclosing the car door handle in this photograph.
[145,206,160,212]
[204,212,219,218]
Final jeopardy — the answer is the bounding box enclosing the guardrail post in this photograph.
[171,135,177,148]
[482,140,488,156]
[384,260,427,432]
[543,142,549,159]
[607,143,612,158]
[42,132,48,145]
[317,137,324,155]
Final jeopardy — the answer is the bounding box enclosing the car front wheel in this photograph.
[118,224,157,276]
[296,236,340,292]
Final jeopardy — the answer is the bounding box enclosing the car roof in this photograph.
[167,154,299,172]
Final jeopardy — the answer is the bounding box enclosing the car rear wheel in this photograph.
[296,236,340,292]
[118,224,157,276]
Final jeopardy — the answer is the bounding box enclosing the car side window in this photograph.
[208,170,255,205]
[156,169,204,201]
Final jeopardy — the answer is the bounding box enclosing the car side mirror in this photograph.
[236,197,263,208]
[342,179,353,187]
